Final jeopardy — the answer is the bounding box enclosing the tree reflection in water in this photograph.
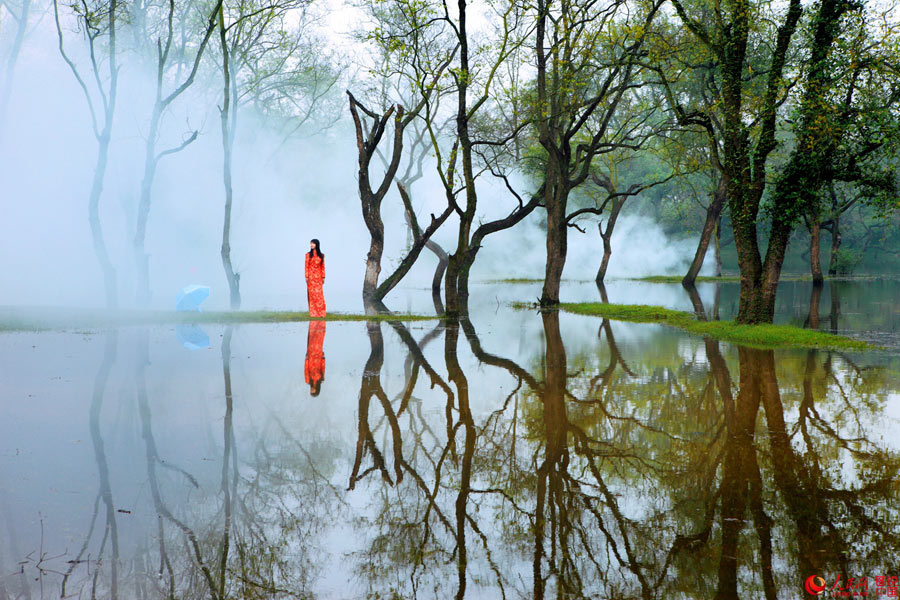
[348,299,900,598]
[5,299,898,598]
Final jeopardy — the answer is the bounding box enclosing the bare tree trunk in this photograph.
[54,0,121,308]
[133,0,222,306]
[683,179,726,286]
[374,183,453,302]
[0,0,31,145]
[348,93,407,306]
[90,132,119,308]
[134,110,160,306]
[219,13,240,309]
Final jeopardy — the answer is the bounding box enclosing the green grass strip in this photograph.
[633,275,741,283]
[482,277,547,284]
[633,274,898,284]
[0,309,437,331]
[557,302,873,351]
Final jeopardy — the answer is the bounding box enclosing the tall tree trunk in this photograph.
[540,163,569,305]
[713,216,722,276]
[348,94,406,308]
[219,16,240,310]
[135,121,159,307]
[809,220,824,286]
[444,257,461,315]
[683,178,726,286]
[732,203,768,323]
[804,283,822,329]
[90,131,119,309]
[456,250,475,315]
[362,192,385,304]
[827,213,841,276]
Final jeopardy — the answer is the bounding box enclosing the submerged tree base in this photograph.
[550,302,872,350]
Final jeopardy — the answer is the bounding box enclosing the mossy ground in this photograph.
[549,302,873,351]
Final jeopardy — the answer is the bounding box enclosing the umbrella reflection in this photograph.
[176,324,210,350]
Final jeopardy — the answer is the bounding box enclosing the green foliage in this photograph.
[831,247,863,274]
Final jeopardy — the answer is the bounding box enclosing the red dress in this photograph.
[305,320,326,389]
[305,252,326,317]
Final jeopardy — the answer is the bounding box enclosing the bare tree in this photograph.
[132,0,224,306]
[0,0,32,143]
[216,0,340,309]
[532,0,663,305]
[53,0,122,308]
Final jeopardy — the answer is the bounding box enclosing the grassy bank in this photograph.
[0,308,437,332]
[482,277,546,284]
[634,275,740,283]
[633,274,898,284]
[556,302,873,351]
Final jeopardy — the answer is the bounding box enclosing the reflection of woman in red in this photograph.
[305,320,326,396]
[305,239,326,317]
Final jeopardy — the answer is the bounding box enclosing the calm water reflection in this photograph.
[1,282,899,599]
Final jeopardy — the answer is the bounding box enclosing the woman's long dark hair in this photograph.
[308,238,324,259]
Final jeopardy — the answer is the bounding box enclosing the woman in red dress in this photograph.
[305,239,326,317]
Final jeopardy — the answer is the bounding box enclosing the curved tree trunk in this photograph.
[428,245,448,294]
[347,94,406,307]
[374,183,453,303]
[595,197,626,284]
[683,179,726,286]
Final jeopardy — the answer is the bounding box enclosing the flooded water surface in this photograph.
[1,280,899,599]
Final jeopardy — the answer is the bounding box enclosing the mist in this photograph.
[0,3,711,314]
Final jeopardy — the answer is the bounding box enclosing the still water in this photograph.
[1,280,898,599]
